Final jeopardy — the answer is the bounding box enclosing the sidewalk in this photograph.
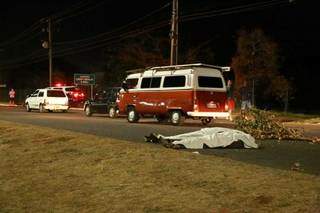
[0,102,83,111]
[0,102,18,107]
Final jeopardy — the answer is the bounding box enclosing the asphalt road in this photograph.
[1,106,320,175]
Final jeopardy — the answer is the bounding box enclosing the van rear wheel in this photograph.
[170,110,184,125]
[201,118,213,125]
[127,107,139,123]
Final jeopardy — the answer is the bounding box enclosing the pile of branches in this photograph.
[235,109,319,143]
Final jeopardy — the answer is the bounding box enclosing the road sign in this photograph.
[74,73,95,85]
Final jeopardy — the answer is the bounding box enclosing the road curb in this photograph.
[0,103,18,107]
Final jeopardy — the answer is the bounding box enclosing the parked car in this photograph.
[47,85,86,107]
[117,63,231,125]
[83,87,120,117]
[25,88,69,112]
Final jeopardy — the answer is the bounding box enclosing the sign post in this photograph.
[74,74,96,99]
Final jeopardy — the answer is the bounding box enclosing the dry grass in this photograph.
[0,120,319,213]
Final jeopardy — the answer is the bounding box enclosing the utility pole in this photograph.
[48,17,53,87]
[170,0,178,65]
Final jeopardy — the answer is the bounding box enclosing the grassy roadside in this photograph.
[270,111,320,123]
[231,109,320,124]
[0,120,319,212]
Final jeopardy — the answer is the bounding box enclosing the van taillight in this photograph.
[225,102,229,111]
[194,99,199,112]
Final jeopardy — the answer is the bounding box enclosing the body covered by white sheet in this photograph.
[162,127,258,149]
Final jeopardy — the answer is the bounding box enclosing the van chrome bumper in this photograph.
[187,111,230,119]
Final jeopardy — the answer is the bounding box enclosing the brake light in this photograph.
[225,102,229,111]
[194,99,199,112]
[73,92,79,98]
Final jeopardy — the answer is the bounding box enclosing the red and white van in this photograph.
[116,63,231,125]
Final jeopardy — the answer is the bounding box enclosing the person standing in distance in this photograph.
[8,88,16,105]
[226,80,235,121]
[239,80,252,118]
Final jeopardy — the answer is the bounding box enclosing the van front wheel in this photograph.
[108,106,117,118]
[127,107,139,123]
[170,110,184,125]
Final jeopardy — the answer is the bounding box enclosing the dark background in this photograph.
[0,0,319,112]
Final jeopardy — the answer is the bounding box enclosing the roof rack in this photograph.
[125,63,230,74]
[125,68,145,74]
[150,63,230,72]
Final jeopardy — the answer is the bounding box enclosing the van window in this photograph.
[126,78,139,89]
[198,76,223,88]
[141,77,161,89]
[47,90,66,97]
[163,76,186,88]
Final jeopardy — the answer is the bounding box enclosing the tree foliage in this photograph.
[102,35,217,87]
[231,28,291,108]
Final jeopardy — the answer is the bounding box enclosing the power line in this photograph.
[54,2,171,45]
[54,0,109,23]
[181,0,290,22]
[0,21,42,47]
[0,2,171,69]
[50,0,92,20]
[53,21,170,57]
[0,0,106,48]
[0,20,171,70]
[0,31,42,49]
[0,0,293,69]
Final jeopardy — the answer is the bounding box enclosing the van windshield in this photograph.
[198,76,223,88]
[126,78,139,89]
[47,90,66,97]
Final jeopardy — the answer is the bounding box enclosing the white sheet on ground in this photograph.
[161,127,258,149]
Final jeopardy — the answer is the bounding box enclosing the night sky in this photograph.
[0,0,319,111]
